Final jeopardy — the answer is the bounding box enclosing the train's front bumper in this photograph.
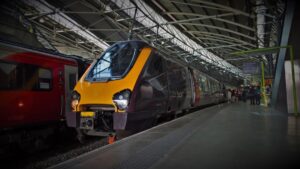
[67,103,155,136]
[67,111,128,130]
[78,112,128,134]
[67,103,128,134]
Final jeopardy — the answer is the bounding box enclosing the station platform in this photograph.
[50,102,300,169]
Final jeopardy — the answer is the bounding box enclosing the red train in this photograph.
[0,41,89,148]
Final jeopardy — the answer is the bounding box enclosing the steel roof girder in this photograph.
[23,0,109,50]
[195,37,251,48]
[183,0,255,18]
[114,1,244,75]
[188,31,256,47]
[165,12,255,32]
[169,0,234,12]
[196,44,248,51]
[179,22,256,41]
[31,20,102,57]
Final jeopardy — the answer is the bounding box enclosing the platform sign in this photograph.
[243,62,260,74]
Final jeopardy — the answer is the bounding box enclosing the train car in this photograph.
[69,41,225,138]
[0,41,89,148]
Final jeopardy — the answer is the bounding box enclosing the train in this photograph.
[0,41,90,149]
[69,41,226,139]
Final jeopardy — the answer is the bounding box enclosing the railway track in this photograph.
[2,131,107,169]
[2,103,221,169]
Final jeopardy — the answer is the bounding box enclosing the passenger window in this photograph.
[38,68,52,90]
[0,60,52,90]
[199,76,209,93]
[0,61,21,89]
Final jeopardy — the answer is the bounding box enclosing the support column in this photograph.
[271,0,295,107]
[261,62,267,106]
[289,46,299,116]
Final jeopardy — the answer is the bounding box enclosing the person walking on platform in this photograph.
[249,86,255,105]
[255,86,261,105]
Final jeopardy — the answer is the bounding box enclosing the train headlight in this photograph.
[71,91,80,112]
[113,89,131,111]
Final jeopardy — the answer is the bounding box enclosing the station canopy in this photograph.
[0,0,285,85]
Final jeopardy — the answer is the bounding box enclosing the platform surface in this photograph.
[50,103,300,169]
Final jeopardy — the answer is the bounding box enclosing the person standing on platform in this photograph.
[255,86,261,105]
[242,88,247,102]
[249,86,255,105]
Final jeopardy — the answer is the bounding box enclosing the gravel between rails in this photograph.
[24,137,108,169]
[1,135,108,169]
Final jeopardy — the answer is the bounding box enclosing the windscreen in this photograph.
[86,43,139,82]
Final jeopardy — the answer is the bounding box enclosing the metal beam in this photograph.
[225,57,257,61]
[31,20,101,57]
[188,31,256,47]
[62,7,136,15]
[185,0,255,18]
[135,0,243,75]
[169,1,233,12]
[179,22,256,41]
[197,44,247,50]
[230,46,281,55]
[195,37,249,47]
[88,17,106,28]
[166,12,255,32]
[88,28,126,32]
[271,0,295,108]
[23,0,109,50]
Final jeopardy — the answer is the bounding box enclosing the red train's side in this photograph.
[0,42,87,148]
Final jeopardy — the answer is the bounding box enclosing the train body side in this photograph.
[0,43,78,129]
[126,51,193,130]
[191,69,226,106]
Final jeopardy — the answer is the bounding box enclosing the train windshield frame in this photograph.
[86,42,140,82]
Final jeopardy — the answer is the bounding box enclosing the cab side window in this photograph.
[145,54,164,78]
[139,54,167,100]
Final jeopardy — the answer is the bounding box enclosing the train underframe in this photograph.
[76,109,160,141]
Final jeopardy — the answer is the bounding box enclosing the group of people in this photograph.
[226,86,261,105]
[248,86,261,105]
[226,89,240,103]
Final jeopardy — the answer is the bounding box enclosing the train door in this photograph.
[188,68,195,106]
[135,54,168,117]
[189,68,200,107]
[188,68,198,106]
[166,61,176,113]
[64,65,78,115]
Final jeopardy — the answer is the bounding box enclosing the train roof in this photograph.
[0,39,92,63]
[111,40,223,84]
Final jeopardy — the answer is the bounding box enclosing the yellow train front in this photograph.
[68,40,225,137]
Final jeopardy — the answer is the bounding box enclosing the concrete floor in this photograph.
[50,102,300,169]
